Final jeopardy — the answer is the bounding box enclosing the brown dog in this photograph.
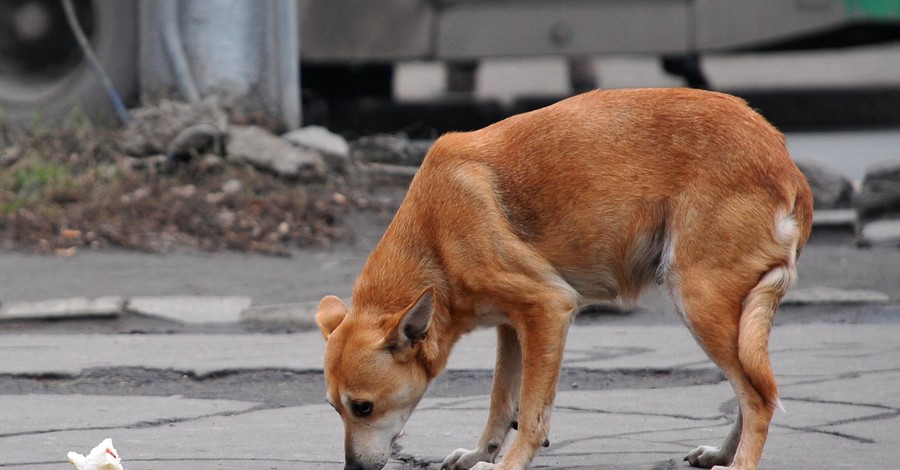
[316,88,812,470]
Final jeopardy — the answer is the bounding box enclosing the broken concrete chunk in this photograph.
[0,297,124,321]
[128,296,252,324]
[812,209,856,228]
[283,126,349,158]
[783,286,890,305]
[795,160,854,210]
[227,125,327,180]
[856,161,900,246]
[857,161,900,222]
[122,97,228,157]
[858,219,900,247]
[240,301,321,326]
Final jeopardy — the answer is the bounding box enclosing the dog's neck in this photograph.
[351,206,466,380]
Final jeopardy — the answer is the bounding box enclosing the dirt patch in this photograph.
[0,119,397,256]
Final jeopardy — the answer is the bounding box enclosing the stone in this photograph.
[811,209,856,227]
[0,296,123,320]
[221,178,242,195]
[122,97,228,157]
[795,160,854,209]
[128,296,252,324]
[351,134,433,166]
[282,126,350,173]
[858,219,900,247]
[856,161,900,225]
[240,301,323,326]
[227,125,327,180]
[782,286,890,305]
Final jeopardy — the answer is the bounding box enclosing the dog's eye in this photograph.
[351,400,374,417]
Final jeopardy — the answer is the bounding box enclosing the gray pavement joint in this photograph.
[553,405,728,423]
[0,402,273,441]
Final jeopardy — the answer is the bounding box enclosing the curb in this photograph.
[0,296,124,321]
[1,287,893,324]
[240,301,321,327]
[0,295,332,326]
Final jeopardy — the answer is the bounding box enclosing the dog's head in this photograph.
[316,288,434,470]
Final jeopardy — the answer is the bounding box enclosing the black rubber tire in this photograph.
[0,0,137,126]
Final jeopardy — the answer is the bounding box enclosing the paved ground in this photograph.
[1,201,899,469]
[2,106,900,470]
[1,318,898,469]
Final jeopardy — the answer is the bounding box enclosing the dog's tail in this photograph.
[737,209,802,408]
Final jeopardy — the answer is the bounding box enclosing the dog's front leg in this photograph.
[486,313,570,470]
[442,324,522,470]
[454,307,571,470]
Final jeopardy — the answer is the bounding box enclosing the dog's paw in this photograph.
[469,463,496,470]
[440,448,492,470]
[684,445,730,468]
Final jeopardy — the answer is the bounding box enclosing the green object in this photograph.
[846,0,900,18]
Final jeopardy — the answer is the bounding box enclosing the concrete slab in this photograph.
[0,394,258,437]
[447,324,711,371]
[1,364,897,468]
[782,286,890,305]
[395,381,900,469]
[0,405,342,469]
[1,323,898,468]
[771,324,900,379]
[812,209,856,227]
[128,296,252,324]
[551,383,734,420]
[0,323,895,379]
[782,369,900,410]
[240,300,320,325]
[0,333,326,376]
[402,397,717,469]
[775,395,893,431]
[860,219,900,246]
[0,250,369,307]
[0,324,711,377]
[0,297,123,321]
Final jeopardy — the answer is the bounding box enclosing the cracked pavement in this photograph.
[1,213,900,468]
[0,321,899,468]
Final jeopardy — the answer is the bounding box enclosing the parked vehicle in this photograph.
[2,0,899,124]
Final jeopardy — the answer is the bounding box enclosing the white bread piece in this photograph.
[66,438,124,470]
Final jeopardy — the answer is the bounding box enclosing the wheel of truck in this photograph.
[0,0,137,126]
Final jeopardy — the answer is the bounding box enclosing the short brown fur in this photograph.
[317,88,813,470]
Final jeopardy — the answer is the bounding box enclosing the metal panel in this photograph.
[297,0,435,62]
[845,0,900,18]
[436,0,692,59]
[695,0,847,51]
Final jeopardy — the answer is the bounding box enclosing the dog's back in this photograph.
[407,88,811,305]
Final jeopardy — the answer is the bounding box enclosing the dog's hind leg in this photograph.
[675,259,794,470]
[441,324,522,469]
[676,272,775,470]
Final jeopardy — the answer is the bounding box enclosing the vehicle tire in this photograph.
[0,0,137,126]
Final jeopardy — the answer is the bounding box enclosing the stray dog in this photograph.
[316,88,812,470]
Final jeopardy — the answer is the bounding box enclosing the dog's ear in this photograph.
[316,295,348,340]
[392,287,434,347]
